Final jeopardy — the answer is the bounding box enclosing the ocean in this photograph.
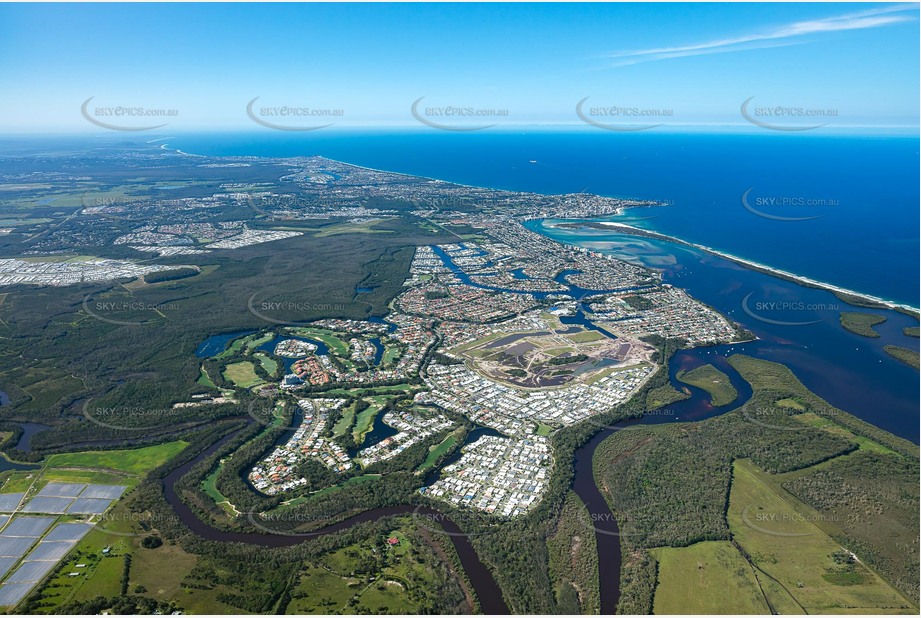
[165,130,920,308]
[12,130,915,439]
[527,221,919,442]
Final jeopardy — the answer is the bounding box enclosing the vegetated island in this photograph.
[839,311,886,338]
[645,383,690,410]
[904,326,920,338]
[884,345,920,369]
[675,364,738,407]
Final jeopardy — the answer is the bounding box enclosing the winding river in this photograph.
[166,340,744,614]
[162,426,510,614]
[570,345,753,613]
[176,221,918,613]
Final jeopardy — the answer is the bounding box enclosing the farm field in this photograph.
[727,459,915,614]
[651,541,770,614]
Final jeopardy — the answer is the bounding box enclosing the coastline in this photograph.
[561,220,920,316]
[153,142,916,317]
[160,143,663,210]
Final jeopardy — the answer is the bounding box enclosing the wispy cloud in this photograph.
[605,4,918,66]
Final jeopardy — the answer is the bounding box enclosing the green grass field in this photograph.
[222,360,264,388]
[417,434,458,472]
[245,332,274,351]
[676,364,738,407]
[381,344,402,365]
[352,400,384,444]
[213,333,256,359]
[543,346,577,358]
[775,396,806,410]
[651,541,770,614]
[201,463,238,516]
[286,563,359,613]
[565,330,606,344]
[286,327,350,356]
[1,471,40,493]
[323,384,417,397]
[44,441,188,475]
[197,366,217,388]
[287,522,462,614]
[253,352,278,375]
[309,219,392,238]
[728,459,914,614]
[333,402,357,438]
[791,413,898,456]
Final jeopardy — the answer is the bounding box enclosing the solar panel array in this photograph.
[21,497,72,514]
[10,484,126,517]
[27,542,77,563]
[0,537,35,559]
[35,483,86,499]
[0,558,17,581]
[0,485,121,608]
[0,583,33,606]
[79,485,125,500]
[2,517,54,539]
[4,560,56,584]
[0,494,25,513]
[42,523,93,543]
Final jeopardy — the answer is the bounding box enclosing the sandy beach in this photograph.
[593,221,920,314]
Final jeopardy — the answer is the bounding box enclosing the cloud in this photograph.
[605,4,918,66]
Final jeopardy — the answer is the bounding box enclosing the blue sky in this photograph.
[0,2,917,132]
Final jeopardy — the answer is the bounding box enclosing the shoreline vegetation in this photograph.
[839,311,886,338]
[675,364,738,407]
[554,220,920,317]
[884,345,920,369]
[596,355,919,614]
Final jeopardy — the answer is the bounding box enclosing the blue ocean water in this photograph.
[163,130,918,442]
[166,130,920,308]
[529,222,919,442]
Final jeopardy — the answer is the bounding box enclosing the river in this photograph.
[569,344,753,612]
[162,426,510,614]
[177,219,917,613]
